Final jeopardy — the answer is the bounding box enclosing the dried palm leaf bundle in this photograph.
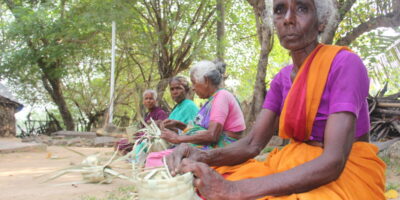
[120,118,171,168]
[137,118,170,152]
[136,167,201,200]
[42,148,131,184]
[80,166,113,183]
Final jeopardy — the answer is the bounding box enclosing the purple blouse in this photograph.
[144,107,168,123]
[263,50,370,142]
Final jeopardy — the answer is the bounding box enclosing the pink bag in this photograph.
[145,149,174,168]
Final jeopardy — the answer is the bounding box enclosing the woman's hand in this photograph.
[180,159,243,200]
[161,128,180,144]
[165,144,204,176]
[161,119,186,130]
[160,119,175,129]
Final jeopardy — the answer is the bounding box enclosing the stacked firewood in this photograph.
[368,92,400,141]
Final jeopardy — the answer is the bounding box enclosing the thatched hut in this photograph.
[0,83,23,137]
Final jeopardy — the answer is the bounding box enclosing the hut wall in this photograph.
[0,97,17,137]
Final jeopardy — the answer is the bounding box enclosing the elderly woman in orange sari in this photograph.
[165,0,386,199]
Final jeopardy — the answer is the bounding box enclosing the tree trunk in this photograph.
[216,0,225,61]
[321,0,357,44]
[4,2,75,131]
[216,0,227,87]
[321,23,338,44]
[156,76,172,111]
[41,72,75,131]
[244,0,274,129]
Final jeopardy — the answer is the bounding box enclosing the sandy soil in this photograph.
[0,138,132,200]
[1,138,399,200]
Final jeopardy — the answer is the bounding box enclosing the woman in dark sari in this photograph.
[115,89,168,155]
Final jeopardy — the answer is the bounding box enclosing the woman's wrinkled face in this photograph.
[169,80,186,103]
[190,75,209,99]
[273,0,320,51]
[143,92,156,110]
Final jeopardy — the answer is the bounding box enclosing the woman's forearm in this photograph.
[235,113,356,199]
[202,136,260,166]
[177,130,219,144]
[177,121,224,145]
[201,110,277,166]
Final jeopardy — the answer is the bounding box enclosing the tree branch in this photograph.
[337,0,357,21]
[60,0,66,19]
[179,1,206,50]
[3,0,16,10]
[139,0,157,26]
[127,52,147,82]
[173,8,216,74]
[336,12,400,46]
[320,0,357,44]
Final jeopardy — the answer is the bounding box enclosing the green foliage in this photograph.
[355,29,400,95]
[1,0,111,94]
[222,0,258,102]
[1,0,223,128]
[0,0,128,129]
[336,0,393,41]
[266,36,291,85]
[335,0,400,94]
[1,0,399,130]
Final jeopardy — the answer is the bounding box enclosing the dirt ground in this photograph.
[0,138,132,200]
[0,138,399,200]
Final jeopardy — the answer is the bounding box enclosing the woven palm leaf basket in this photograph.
[136,168,201,200]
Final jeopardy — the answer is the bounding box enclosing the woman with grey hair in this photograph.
[141,89,168,124]
[115,89,168,155]
[145,60,245,168]
[165,0,385,199]
[161,60,245,149]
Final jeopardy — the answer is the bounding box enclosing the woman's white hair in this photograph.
[190,60,225,86]
[143,89,157,100]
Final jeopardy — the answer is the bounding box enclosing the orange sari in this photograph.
[214,45,386,200]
